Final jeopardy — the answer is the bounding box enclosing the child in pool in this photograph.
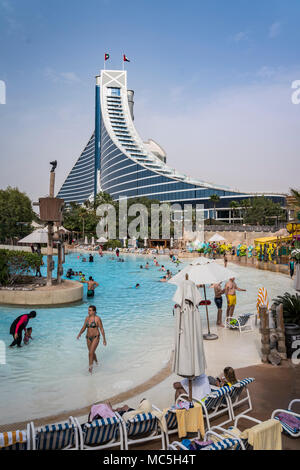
[24,327,33,345]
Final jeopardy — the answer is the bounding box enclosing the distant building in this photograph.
[57,69,286,222]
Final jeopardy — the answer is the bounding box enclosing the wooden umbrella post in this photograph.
[203,285,218,340]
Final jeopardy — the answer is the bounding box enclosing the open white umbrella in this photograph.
[97,237,107,243]
[169,260,237,340]
[173,278,206,400]
[208,233,225,242]
[18,228,48,244]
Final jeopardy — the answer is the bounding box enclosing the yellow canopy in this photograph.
[255,235,292,245]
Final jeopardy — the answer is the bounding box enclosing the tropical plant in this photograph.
[290,188,300,207]
[210,194,220,221]
[229,200,240,223]
[241,196,285,225]
[0,187,36,243]
[273,292,300,325]
[0,249,42,286]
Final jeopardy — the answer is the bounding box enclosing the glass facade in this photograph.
[57,70,286,218]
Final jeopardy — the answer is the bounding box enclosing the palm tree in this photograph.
[210,194,220,221]
[290,189,300,206]
[229,201,239,224]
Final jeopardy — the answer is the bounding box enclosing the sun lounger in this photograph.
[211,377,255,420]
[0,425,30,450]
[225,313,255,333]
[121,411,165,450]
[168,427,244,450]
[271,399,300,438]
[177,385,233,430]
[75,414,124,450]
[30,417,79,450]
[211,415,283,450]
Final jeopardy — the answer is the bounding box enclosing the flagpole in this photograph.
[122,53,124,71]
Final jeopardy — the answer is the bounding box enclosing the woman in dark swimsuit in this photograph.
[77,305,107,374]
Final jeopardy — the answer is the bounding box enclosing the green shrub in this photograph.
[273,292,300,326]
[106,239,122,250]
[0,249,42,286]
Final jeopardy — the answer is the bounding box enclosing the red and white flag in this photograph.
[123,54,130,62]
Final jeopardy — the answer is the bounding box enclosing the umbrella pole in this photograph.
[188,378,193,402]
[203,285,218,341]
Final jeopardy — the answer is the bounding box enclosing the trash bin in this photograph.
[285,323,300,359]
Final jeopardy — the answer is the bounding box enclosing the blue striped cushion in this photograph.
[83,417,121,446]
[165,411,177,430]
[36,423,75,450]
[204,385,231,410]
[202,438,241,450]
[126,413,157,437]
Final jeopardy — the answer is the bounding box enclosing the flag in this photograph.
[123,54,130,62]
[104,53,110,61]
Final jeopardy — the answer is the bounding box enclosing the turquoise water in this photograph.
[0,254,296,424]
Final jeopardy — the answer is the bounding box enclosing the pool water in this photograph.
[0,254,296,424]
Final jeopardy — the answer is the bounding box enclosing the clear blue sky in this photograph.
[0,0,299,199]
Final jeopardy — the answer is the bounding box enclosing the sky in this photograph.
[0,0,300,201]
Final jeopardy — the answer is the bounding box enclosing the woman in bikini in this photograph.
[77,305,107,374]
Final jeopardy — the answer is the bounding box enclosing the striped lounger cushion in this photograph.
[0,430,27,450]
[83,417,121,446]
[202,438,241,451]
[230,378,254,399]
[126,413,157,437]
[165,411,177,430]
[204,385,231,409]
[36,423,76,450]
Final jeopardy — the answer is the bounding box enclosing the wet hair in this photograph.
[224,367,237,385]
[26,327,32,332]
[136,283,140,287]
[89,276,93,280]
[29,311,36,318]
[89,305,97,312]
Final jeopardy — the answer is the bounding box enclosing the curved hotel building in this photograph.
[57,70,285,221]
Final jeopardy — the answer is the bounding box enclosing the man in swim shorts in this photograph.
[211,282,225,327]
[82,277,99,297]
[225,277,246,318]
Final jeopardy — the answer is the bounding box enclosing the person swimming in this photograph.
[160,276,167,282]
[135,283,140,288]
[89,254,94,263]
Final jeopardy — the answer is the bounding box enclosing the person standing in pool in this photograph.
[82,276,99,298]
[9,311,36,348]
[89,254,94,263]
[116,248,120,258]
[77,305,107,374]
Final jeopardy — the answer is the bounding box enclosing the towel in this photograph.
[175,403,205,439]
[0,430,27,448]
[89,403,116,421]
[241,419,282,450]
[122,399,167,433]
[277,412,300,432]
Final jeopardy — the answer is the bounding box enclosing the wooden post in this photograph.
[46,171,55,287]
[259,305,270,363]
[57,240,62,284]
[47,222,53,287]
[275,303,287,360]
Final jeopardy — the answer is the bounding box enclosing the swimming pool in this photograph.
[0,253,296,424]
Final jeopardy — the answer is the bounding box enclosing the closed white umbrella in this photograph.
[169,260,237,340]
[84,236,88,245]
[208,233,225,242]
[18,228,48,244]
[173,278,206,400]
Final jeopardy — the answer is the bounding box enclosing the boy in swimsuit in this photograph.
[24,327,33,345]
